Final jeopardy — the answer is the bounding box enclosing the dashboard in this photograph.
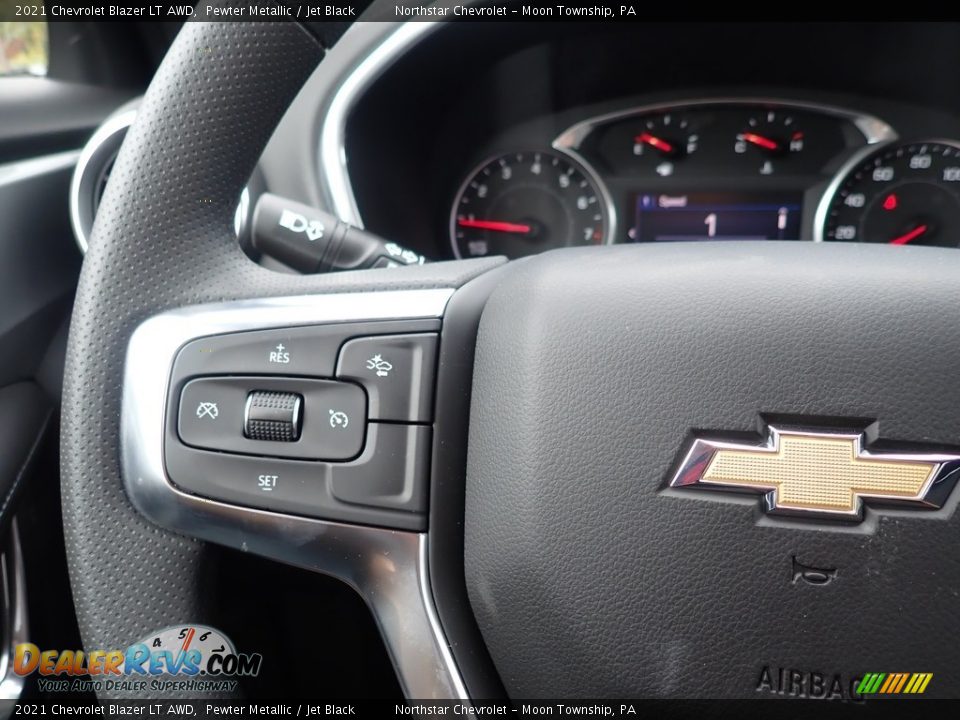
[343,22,960,262]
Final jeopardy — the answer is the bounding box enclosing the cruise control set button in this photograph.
[165,424,431,531]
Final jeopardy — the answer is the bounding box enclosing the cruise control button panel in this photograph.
[330,423,432,511]
[165,424,431,531]
[174,325,353,378]
[164,319,440,530]
[336,333,438,422]
[178,377,365,461]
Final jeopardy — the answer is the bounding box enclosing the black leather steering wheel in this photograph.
[62,17,960,703]
[61,18,498,698]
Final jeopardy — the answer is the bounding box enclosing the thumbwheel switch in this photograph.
[244,390,303,442]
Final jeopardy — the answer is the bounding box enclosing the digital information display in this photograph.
[629,192,803,242]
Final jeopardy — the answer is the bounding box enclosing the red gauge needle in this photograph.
[889,224,928,245]
[739,132,780,151]
[457,218,533,234]
[635,132,676,154]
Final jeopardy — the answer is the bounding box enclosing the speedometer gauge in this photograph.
[451,150,610,259]
[818,140,960,246]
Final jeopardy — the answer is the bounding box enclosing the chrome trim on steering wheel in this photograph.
[0,520,28,702]
[319,22,443,227]
[120,289,468,700]
[70,109,138,254]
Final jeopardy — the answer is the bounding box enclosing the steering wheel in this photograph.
[62,19,960,702]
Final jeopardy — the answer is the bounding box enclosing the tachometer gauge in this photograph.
[818,140,960,246]
[451,150,610,259]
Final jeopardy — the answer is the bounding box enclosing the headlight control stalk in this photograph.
[251,192,428,273]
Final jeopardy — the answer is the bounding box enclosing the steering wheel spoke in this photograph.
[63,14,960,705]
[122,288,487,699]
[61,18,500,700]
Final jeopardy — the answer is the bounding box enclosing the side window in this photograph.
[0,21,48,77]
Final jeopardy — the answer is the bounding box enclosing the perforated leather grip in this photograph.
[60,18,500,699]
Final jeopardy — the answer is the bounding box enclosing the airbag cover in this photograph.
[464,242,960,698]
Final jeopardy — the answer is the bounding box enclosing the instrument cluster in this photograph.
[449,100,960,258]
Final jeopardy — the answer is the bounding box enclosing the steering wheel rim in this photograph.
[60,19,500,699]
[63,17,960,705]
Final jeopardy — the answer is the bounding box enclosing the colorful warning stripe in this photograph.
[857,672,933,695]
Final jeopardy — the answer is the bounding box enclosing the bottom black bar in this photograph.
[2,699,957,720]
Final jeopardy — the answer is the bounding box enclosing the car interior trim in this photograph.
[318,20,443,228]
[811,139,897,244]
[550,98,899,250]
[0,520,28,701]
[120,288,468,699]
[552,97,898,152]
[71,107,253,255]
[69,108,138,254]
[812,137,960,243]
[0,150,80,191]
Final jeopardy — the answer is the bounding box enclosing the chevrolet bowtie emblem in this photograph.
[669,422,960,520]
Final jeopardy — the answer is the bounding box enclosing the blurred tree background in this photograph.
[0,21,47,75]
